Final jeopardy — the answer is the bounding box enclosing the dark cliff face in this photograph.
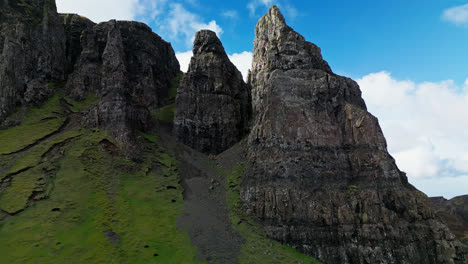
[60,13,95,75]
[0,0,65,121]
[242,6,468,264]
[64,19,180,147]
[431,196,468,243]
[174,30,251,154]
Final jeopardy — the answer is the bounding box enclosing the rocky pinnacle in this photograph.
[174,30,251,154]
[242,6,468,264]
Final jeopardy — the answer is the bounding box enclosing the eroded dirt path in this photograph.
[159,125,244,264]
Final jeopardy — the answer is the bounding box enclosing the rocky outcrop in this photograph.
[60,13,94,75]
[174,30,251,154]
[431,196,468,243]
[0,0,65,121]
[241,6,468,264]
[64,19,180,146]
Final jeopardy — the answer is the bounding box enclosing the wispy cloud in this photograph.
[247,0,274,16]
[357,71,468,198]
[442,3,468,25]
[222,10,239,19]
[165,3,223,46]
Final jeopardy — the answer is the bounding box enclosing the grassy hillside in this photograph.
[0,88,322,263]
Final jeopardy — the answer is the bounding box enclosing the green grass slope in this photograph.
[0,87,322,263]
[0,93,200,264]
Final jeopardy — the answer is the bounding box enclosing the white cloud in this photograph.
[176,51,193,72]
[411,175,468,198]
[357,72,468,198]
[442,3,468,25]
[56,1,223,49]
[134,0,167,20]
[176,50,253,82]
[166,4,223,46]
[56,0,139,23]
[228,51,253,81]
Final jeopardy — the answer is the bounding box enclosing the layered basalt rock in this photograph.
[174,30,251,154]
[64,19,180,145]
[241,6,468,264]
[0,0,65,121]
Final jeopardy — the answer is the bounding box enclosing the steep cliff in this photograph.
[60,13,94,75]
[0,0,65,122]
[241,6,468,264]
[174,30,251,154]
[64,19,180,146]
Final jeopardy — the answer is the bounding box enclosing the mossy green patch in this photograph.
[0,129,201,263]
[0,117,66,155]
[21,93,63,125]
[0,166,43,214]
[6,131,81,175]
[225,162,321,264]
[346,185,359,195]
[153,104,175,123]
[65,93,100,113]
[168,73,183,100]
[142,133,160,144]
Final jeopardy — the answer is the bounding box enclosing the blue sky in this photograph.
[56,0,468,199]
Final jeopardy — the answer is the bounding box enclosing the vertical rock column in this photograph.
[174,30,251,154]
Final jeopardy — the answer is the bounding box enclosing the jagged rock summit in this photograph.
[174,30,251,154]
[242,6,468,264]
[65,19,180,147]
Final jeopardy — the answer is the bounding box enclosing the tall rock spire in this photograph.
[242,6,468,264]
[174,30,251,154]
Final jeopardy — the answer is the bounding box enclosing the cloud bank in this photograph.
[56,0,222,48]
[357,72,468,198]
[56,0,138,23]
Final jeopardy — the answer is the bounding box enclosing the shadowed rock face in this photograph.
[0,0,65,121]
[174,30,251,154]
[64,19,180,147]
[241,6,468,264]
[431,196,468,243]
[60,13,94,75]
